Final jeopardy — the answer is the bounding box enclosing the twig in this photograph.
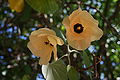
[78,56,102,72]
[67,45,71,65]
[109,0,120,20]
[58,54,68,60]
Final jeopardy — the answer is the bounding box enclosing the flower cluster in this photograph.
[27,8,103,65]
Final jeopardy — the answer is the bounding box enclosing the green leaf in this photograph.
[22,75,30,80]
[19,4,31,22]
[42,60,68,80]
[82,52,91,67]
[67,65,80,80]
[82,52,92,80]
[26,0,59,14]
[24,65,32,74]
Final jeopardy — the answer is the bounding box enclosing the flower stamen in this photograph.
[50,44,53,46]
[45,41,53,47]
[45,42,49,45]
[74,23,84,33]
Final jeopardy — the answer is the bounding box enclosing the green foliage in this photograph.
[42,60,68,80]
[82,52,92,79]
[19,4,32,22]
[22,75,30,80]
[26,0,59,14]
[0,0,120,80]
[67,65,80,80]
[82,52,91,67]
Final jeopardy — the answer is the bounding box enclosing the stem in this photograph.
[78,56,102,71]
[67,45,71,65]
[58,54,68,60]
[68,52,71,65]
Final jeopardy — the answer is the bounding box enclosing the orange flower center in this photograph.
[74,23,84,33]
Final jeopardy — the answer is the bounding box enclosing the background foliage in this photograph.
[0,0,120,80]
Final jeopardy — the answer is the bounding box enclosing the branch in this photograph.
[109,0,120,20]
[78,56,102,72]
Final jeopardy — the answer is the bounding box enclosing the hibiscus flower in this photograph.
[62,8,103,50]
[27,28,64,65]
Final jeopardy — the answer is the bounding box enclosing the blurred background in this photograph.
[0,0,120,80]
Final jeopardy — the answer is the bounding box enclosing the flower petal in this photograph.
[62,16,70,29]
[69,8,82,20]
[48,35,64,45]
[31,28,56,36]
[67,37,91,50]
[80,19,103,41]
[39,46,53,65]
[90,27,103,41]
[47,36,57,46]
[27,42,41,56]
[55,37,64,45]
[53,46,58,61]
[29,34,48,50]
[8,0,24,12]
[78,11,98,24]
[29,34,54,65]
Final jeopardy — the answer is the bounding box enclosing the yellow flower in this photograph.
[27,28,64,65]
[62,8,103,50]
[8,0,24,12]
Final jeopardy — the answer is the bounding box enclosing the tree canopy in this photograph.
[0,0,120,80]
